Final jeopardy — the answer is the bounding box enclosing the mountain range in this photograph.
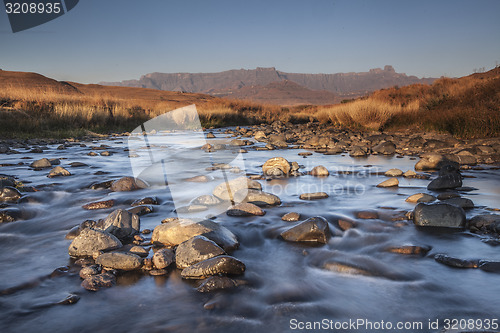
[101,66,436,105]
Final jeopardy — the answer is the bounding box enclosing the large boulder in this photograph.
[110,177,148,192]
[175,235,225,269]
[262,157,291,177]
[68,228,122,257]
[413,203,466,228]
[468,214,500,233]
[0,186,21,202]
[30,158,52,169]
[95,209,140,241]
[181,255,246,279]
[427,164,462,190]
[414,153,451,171]
[152,219,238,252]
[95,252,142,270]
[280,216,330,244]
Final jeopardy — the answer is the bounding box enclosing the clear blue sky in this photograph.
[1,0,499,83]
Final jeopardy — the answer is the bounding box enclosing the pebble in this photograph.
[281,212,300,222]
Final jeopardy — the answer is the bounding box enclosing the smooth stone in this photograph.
[427,173,462,190]
[95,252,142,270]
[437,192,460,200]
[176,205,208,213]
[262,157,291,176]
[414,153,451,171]
[69,162,88,167]
[298,152,312,156]
[355,210,379,219]
[181,255,246,279]
[468,214,500,232]
[152,248,175,269]
[385,168,403,177]
[377,178,399,187]
[129,246,149,257]
[185,175,214,182]
[212,176,262,201]
[299,192,329,200]
[434,254,478,268]
[403,170,417,178]
[30,158,52,168]
[95,209,140,241]
[478,260,500,273]
[413,202,466,228]
[387,245,431,255]
[310,165,329,176]
[280,216,330,244]
[226,203,265,216]
[127,205,154,216]
[191,195,221,206]
[110,176,148,192]
[65,220,96,240]
[337,219,356,230]
[79,265,102,279]
[81,273,116,291]
[349,146,368,157]
[443,197,474,209]
[152,219,239,251]
[235,189,281,206]
[372,141,396,155]
[197,276,238,293]
[131,197,158,206]
[82,199,115,210]
[68,228,122,257]
[405,193,436,203]
[0,186,21,202]
[47,166,71,178]
[89,180,114,190]
[175,235,225,269]
[281,212,300,222]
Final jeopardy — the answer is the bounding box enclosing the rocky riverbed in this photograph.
[1,122,500,332]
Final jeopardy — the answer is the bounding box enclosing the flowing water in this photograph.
[0,129,499,333]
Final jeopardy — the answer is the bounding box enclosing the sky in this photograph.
[1,0,499,84]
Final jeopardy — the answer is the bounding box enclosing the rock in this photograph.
[82,199,115,210]
[478,260,500,273]
[437,192,460,200]
[196,276,238,293]
[310,165,329,176]
[298,152,313,157]
[349,146,368,157]
[413,203,466,228]
[403,170,417,178]
[235,189,281,206]
[443,197,474,209]
[376,178,399,187]
[468,214,500,232]
[206,132,216,139]
[127,205,153,216]
[447,152,477,165]
[175,235,225,269]
[338,219,356,230]
[47,166,71,178]
[262,157,291,177]
[385,168,403,177]
[427,164,462,190]
[434,254,478,268]
[57,294,80,305]
[191,195,221,206]
[79,265,102,279]
[89,180,114,190]
[387,245,431,255]
[405,193,436,203]
[280,216,330,244]
[414,153,451,171]
[0,186,21,202]
[151,219,239,251]
[181,255,246,279]
[212,176,262,201]
[30,158,52,169]
[356,210,379,219]
[131,197,158,206]
[129,246,149,257]
[281,212,300,222]
[110,177,148,192]
[68,228,122,257]
[254,131,267,142]
[299,192,329,200]
[69,162,88,167]
[176,205,208,213]
[95,252,142,270]
[95,209,140,241]
[81,273,116,291]
[152,248,175,269]
[0,208,21,223]
[372,141,396,155]
[226,203,265,216]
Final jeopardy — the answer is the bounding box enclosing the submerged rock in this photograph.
[131,197,158,206]
[95,209,140,241]
[262,157,291,177]
[47,166,71,178]
[235,189,281,206]
[181,255,246,279]
[434,254,478,268]
[81,273,116,291]
[280,216,330,244]
[110,177,148,192]
[387,245,431,255]
[68,228,122,257]
[442,197,474,209]
[226,202,265,216]
[175,235,225,269]
[413,202,466,228]
[95,252,142,271]
[197,276,238,293]
[299,192,329,200]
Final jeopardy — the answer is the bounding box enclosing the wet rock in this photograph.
[100,151,112,156]
[310,165,329,176]
[280,216,330,244]
[89,180,114,190]
[191,195,221,206]
[79,265,102,279]
[95,252,142,271]
[0,208,21,223]
[355,210,379,219]
[226,203,265,216]
[212,176,262,201]
[229,139,252,146]
[299,192,328,200]
[443,197,474,209]
[376,178,399,187]
[387,245,431,255]
[403,170,417,178]
[152,248,175,269]
[181,255,245,279]
[69,162,88,167]
[447,152,477,165]
[349,146,368,157]
[235,189,281,206]
[149,269,168,276]
[47,166,71,178]
[206,132,216,139]
[434,254,479,268]
[414,153,451,171]
[197,276,238,293]
[427,165,462,190]
[372,141,396,155]
[413,202,466,228]
[152,219,239,251]
[69,228,122,257]
[57,294,80,305]
[175,235,225,269]
[405,193,436,203]
[468,214,500,233]
[337,219,356,231]
[437,192,460,200]
[254,131,267,142]
[30,158,52,169]
[131,196,158,206]
[0,186,21,202]
[127,205,154,216]
[129,246,149,257]
[385,168,403,177]
[65,220,96,240]
[282,212,300,222]
[82,199,115,210]
[81,273,116,291]
[262,157,291,177]
[95,209,140,241]
[298,152,312,157]
[110,176,148,192]
[176,205,208,214]
[478,260,500,273]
